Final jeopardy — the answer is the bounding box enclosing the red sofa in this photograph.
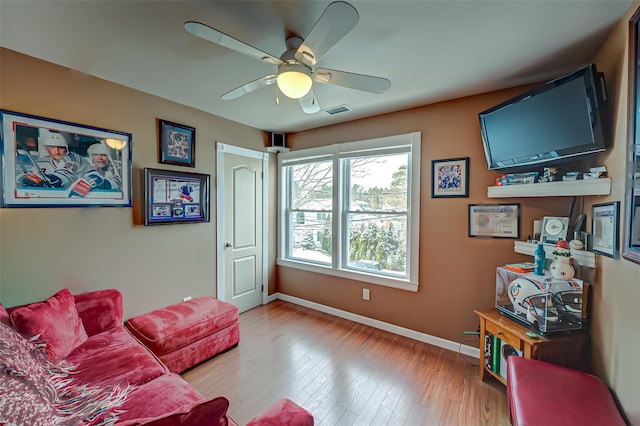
[0,288,314,425]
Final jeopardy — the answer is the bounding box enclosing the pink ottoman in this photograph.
[125,296,239,373]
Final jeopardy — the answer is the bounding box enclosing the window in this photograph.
[278,132,421,291]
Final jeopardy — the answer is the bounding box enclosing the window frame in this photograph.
[277,132,421,292]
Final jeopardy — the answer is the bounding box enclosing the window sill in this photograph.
[276,258,419,292]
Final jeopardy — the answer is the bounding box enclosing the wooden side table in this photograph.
[474,308,589,385]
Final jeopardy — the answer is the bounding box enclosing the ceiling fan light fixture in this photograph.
[277,63,312,99]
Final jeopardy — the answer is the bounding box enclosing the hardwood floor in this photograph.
[181,300,509,425]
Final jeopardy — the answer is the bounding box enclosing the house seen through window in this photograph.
[278,132,421,291]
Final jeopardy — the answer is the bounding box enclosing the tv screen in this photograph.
[479,64,608,171]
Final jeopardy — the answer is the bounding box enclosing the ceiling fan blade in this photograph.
[221,75,277,100]
[184,21,282,65]
[298,90,321,114]
[294,1,358,67]
[314,68,391,94]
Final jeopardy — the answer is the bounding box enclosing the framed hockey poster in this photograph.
[0,110,132,207]
[144,168,210,225]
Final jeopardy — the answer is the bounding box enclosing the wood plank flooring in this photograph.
[181,300,509,425]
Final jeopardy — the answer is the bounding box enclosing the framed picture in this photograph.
[158,119,195,167]
[540,216,570,245]
[592,201,620,257]
[144,168,210,225]
[0,109,132,207]
[468,203,520,238]
[431,157,469,198]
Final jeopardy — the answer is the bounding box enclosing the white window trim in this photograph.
[277,132,421,292]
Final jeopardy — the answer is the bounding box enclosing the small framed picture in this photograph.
[592,201,620,257]
[431,157,469,198]
[144,168,210,225]
[468,203,520,238]
[158,119,195,167]
[540,216,570,245]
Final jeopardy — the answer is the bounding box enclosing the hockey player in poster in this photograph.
[17,131,90,189]
[84,143,121,190]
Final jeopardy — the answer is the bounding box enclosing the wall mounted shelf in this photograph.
[514,240,595,268]
[487,178,611,198]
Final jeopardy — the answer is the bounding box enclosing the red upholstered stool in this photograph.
[507,356,625,426]
[246,398,314,426]
[125,296,239,373]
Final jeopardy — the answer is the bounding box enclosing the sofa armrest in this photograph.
[116,396,230,426]
[246,398,314,426]
[74,289,123,336]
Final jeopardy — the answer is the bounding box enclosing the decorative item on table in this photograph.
[583,166,607,180]
[549,240,575,280]
[495,267,585,333]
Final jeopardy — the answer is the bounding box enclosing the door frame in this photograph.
[216,142,269,306]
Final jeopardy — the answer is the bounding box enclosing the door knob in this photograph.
[225,242,233,248]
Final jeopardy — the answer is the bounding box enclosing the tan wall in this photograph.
[280,5,639,422]
[282,89,574,341]
[0,47,275,318]
[587,3,640,423]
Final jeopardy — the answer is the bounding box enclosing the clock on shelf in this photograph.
[540,216,570,244]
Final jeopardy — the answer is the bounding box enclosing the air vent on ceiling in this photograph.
[323,105,351,115]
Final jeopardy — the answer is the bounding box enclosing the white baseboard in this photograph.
[272,293,480,359]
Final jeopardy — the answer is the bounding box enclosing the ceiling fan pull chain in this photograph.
[275,85,280,105]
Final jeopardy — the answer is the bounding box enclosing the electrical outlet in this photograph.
[182,296,192,302]
[362,288,370,301]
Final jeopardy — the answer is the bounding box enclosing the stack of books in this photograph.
[503,262,535,273]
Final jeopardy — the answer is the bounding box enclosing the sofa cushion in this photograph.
[125,296,238,356]
[65,326,167,387]
[73,288,123,336]
[10,289,88,360]
[116,373,211,423]
[119,394,230,426]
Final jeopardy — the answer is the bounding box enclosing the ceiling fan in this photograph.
[184,1,391,114]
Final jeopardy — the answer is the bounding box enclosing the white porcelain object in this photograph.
[550,255,575,280]
[569,239,585,250]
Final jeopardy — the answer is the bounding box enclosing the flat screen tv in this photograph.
[479,64,608,171]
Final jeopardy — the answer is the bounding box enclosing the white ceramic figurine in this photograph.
[549,240,575,280]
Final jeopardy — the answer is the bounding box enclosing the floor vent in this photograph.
[323,105,351,115]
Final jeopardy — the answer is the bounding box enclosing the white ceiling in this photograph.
[0,1,632,133]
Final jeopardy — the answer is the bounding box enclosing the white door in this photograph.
[216,143,267,313]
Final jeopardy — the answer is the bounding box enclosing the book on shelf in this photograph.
[483,334,492,370]
[491,335,501,374]
[504,262,535,273]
